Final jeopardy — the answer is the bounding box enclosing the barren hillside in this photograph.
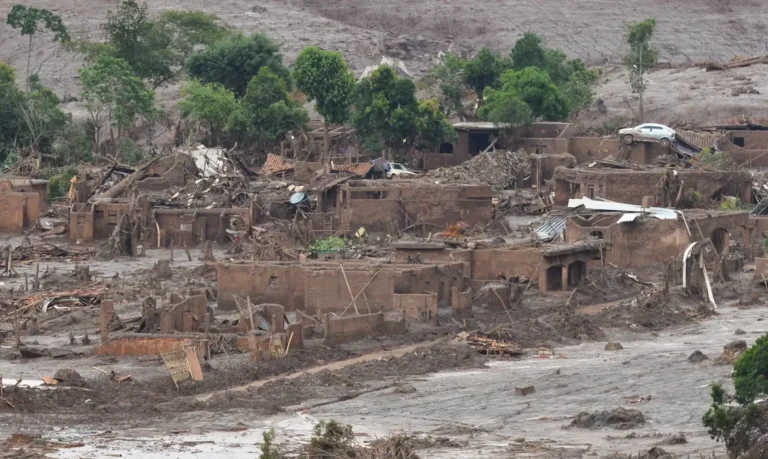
[1,0,767,124]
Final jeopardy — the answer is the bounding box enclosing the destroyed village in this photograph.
[7,2,768,459]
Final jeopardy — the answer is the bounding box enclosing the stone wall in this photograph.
[392,293,438,324]
[0,193,39,233]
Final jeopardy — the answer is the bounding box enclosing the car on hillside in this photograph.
[387,163,418,179]
[618,123,676,147]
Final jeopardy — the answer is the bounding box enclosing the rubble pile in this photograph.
[427,149,529,191]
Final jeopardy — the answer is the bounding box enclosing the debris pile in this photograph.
[427,149,529,191]
[456,332,525,356]
[570,407,646,430]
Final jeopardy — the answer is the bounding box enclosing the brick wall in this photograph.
[392,293,438,324]
[0,192,39,232]
[152,208,251,248]
[422,152,473,170]
[452,287,472,318]
[98,334,208,356]
[323,312,406,346]
[304,269,395,315]
[217,263,305,311]
[394,263,466,305]
[471,248,542,281]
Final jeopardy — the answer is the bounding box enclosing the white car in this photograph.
[387,163,418,178]
[618,123,676,147]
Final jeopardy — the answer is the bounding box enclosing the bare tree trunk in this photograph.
[323,119,330,164]
[25,35,32,92]
[638,87,644,123]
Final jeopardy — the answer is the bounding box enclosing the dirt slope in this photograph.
[1,0,767,124]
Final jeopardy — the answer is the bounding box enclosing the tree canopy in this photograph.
[186,33,291,98]
[353,66,455,154]
[228,67,308,145]
[294,47,355,126]
[481,66,570,124]
[79,55,156,151]
[100,0,230,87]
[179,80,238,145]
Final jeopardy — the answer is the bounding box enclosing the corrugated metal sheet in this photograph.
[568,197,679,223]
[262,154,295,175]
[535,205,585,241]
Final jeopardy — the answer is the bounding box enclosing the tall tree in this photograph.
[6,5,70,90]
[186,34,291,98]
[79,56,156,158]
[227,67,308,147]
[624,18,658,122]
[15,74,70,158]
[179,80,238,145]
[0,62,27,162]
[102,1,230,87]
[510,33,547,71]
[463,48,507,103]
[353,66,455,155]
[481,67,570,123]
[293,47,355,160]
[428,52,467,117]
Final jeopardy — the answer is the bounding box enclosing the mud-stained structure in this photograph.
[553,167,752,206]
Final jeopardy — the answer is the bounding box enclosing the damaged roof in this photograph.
[262,154,295,175]
[567,197,679,222]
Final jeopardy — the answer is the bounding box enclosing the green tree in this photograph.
[79,55,156,158]
[16,74,70,157]
[624,18,658,122]
[179,80,238,145]
[186,34,291,98]
[353,66,456,155]
[0,62,27,162]
[481,67,570,123]
[103,1,230,87]
[6,5,70,90]
[510,33,547,71]
[414,98,458,151]
[428,52,467,116]
[463,48,507,102]
[352,66,420,153]
[293,46,355,160]
[733,335,768,405]
[228,67,308,146]
[510,33,598,113]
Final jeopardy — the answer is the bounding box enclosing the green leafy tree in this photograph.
[353,66,456,155]
[463,47,507,102]
[733,335,768,405]
[0,62,27,162]
[293,46,355,159]
[16,74,70,157]
[414,98,458,151]
[6,5,70,90]
[186,33,291,98]
[510,33,547,71]
[179,80,238,145]
[259,429,283,459]
[428,52,467,116]
[510,33,598,113]
[79,55,156,158]
[103,1,230,87]
[481,67,570,123]
[228,67,308,146]
[624,18,658,122]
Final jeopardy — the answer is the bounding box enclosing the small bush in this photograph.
[308,236,345,258]
[699,147,733,170]
[47,167,78,202]
[259,429,283,459]
[118,139,145,165]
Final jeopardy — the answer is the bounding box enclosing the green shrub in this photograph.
[699,147,733,170]
[47,167,78,202]
[308,236,345,257]
[259,429,283,459]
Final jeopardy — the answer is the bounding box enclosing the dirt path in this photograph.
[195,339,447,402]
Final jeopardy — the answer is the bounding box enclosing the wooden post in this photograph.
[169,240,174,263]
[100,301,114,344]
[33,263,40,290]
[183,242,192,262]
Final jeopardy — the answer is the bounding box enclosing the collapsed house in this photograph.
[562,198,751,268]
[303,179,495,237]
[0,176,47,232]
[552,166,752,206]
